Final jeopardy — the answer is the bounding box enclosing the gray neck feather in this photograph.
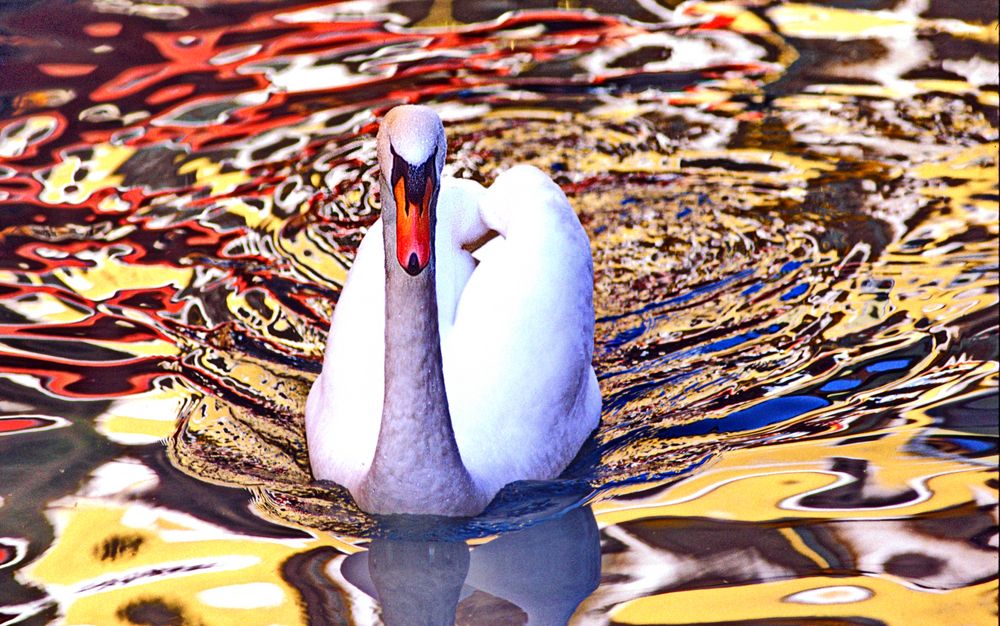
[356,177,486,516]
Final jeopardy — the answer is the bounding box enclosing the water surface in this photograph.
[0,0,997,624]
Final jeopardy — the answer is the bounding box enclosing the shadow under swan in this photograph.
[342,506,600,624]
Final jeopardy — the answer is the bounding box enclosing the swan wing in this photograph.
[305,220,386,489]
[433,177,487,341]
[444,166,601,497]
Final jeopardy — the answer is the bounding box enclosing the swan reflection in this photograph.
[342,507,600,624]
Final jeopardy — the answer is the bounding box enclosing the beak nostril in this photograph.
[406,252,421,276]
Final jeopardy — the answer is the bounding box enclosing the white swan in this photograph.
[305,105,601,516]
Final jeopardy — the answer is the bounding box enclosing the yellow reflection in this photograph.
[97,382,195,445]
[21,498,360,625]
[178,157,250,196]
[39,144,133,205]
[0,115,60,159]
[596,396,996,525]
[51,249,194,302]
[0,290,91,324]
[612,575,997,624]
[413,0,455,28]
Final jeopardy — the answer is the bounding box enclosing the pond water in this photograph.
[0,0,997,624]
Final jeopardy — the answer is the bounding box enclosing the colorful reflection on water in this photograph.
[0,0,996,624]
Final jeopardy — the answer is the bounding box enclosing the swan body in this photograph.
[305,106,600,516]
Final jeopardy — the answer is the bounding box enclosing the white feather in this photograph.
[306,161,600,504]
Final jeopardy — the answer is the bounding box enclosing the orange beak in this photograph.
[392,153,435,276]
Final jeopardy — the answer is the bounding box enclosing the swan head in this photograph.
[376,105,447,276]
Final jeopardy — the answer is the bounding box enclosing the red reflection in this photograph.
[83,21,123,38]
[0,417,51,433]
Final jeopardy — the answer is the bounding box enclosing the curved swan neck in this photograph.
[356,168,485,516]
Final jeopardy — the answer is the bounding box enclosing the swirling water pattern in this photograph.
[0,0,996,624]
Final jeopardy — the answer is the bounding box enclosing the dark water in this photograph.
[0,0,997,624]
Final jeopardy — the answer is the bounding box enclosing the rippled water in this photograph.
[0,0,997,624]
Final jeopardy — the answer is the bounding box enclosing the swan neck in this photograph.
[358,181,485,516]
[381,256,449,430]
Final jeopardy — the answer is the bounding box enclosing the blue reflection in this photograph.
[940,436,995,454]
[867,359,910,373]
[820,379,862,392]
[660,395,829,437]
[781,283,808,301]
